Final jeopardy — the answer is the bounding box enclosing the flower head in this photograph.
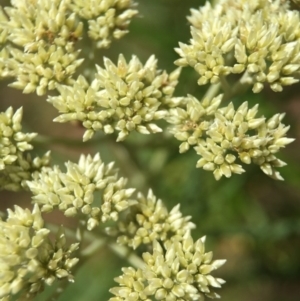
[167,94,294,180]
[165,94,222,153]
[0,204,79,300]
[176,0,300,92]
[110,233,226,301]
[0,151,51,192]
[0,7,12,79]
[48,54,181,141]
[1,0,84,95]
[27,153,136,230]
[0,107,37,170]
[70,0,138,48]
[113,189,195,249]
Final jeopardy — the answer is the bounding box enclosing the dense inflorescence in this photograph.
[175,0,300,93]
[0,0,138,95]
[0,107,51,191]
[110,234,226,301]
[70,0,138,48]
[0,107,36,170]
[0,0,84,95]
[0,205,79,300]
[111,189,196,249]
[0,151,51,192]
[27,153,136,230]
[166,94,294,180]
[48,54,181,141]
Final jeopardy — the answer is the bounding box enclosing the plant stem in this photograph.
[201,82,221,102]
[47,222,145,268]
[81,238,107,256]
[108,242,145,269]
[107,139,148,192]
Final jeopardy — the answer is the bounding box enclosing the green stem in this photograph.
[107,139,148,192]
[81,238,106,256]
[201,82,221,102]
[47,222,145,268]
[108,242,145,270]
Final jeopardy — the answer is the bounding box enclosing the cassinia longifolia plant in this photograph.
[0,0,298,300]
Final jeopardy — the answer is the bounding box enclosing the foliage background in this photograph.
[0,0,300,300]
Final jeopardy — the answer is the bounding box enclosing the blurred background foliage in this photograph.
[0,0,300,300]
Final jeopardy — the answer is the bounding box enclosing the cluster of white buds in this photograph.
[48,54,181,141]
[27,153,136,230]
[0,204,79,300]
[70,0,138,48]
[110,234,226,301]
[166,94,222,154]
[111,189,195,249]
[0,107,36,170]
[0,47,11,80]
[0,106,50,191]
[0,0,84,95]
[166,94,294,180]
[175,0,300,92]
[0,151,51,192]
[0,8,11,79]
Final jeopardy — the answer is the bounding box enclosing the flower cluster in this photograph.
[0,0,84,95]
[0,106,50,191]
[0,204,79,300]
[166,94,294,180]
[0,8,8,45]
[27,153,136,230]
[48,54,181,141]
[0,8,12,79]
[0,107,36,170]
[0,151,51,192]
[175,0,300,92]
[111,189,195,249]
[110,234,226,301]
[70,0,138,48]
[0,47,11,80]
[0,0,139,95]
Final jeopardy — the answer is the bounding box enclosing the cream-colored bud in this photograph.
[83,129,94,142]
[239,152,251,164]
[65,207,77,217]
[179,142,190,153]
[247,64,260,73]
[275,137,295,147]
[280,77,299,86]
[248,118,265,129]
[253,82,264,93]
[221,37,236,53]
